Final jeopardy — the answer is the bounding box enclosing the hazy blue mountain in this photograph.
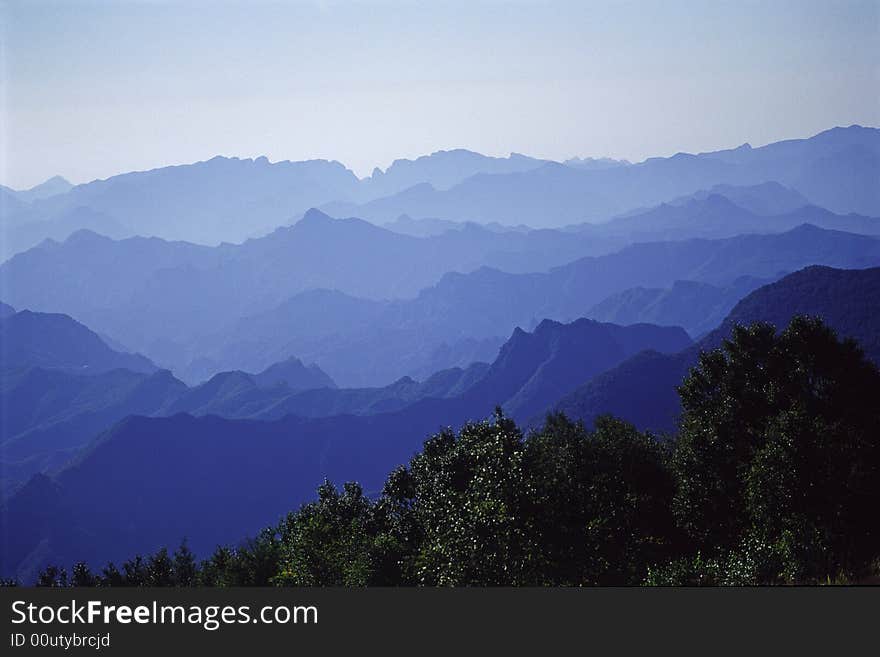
[0,302,14,318]
[4,157,362,245]
[614,181,810,219]
[563,156,630,170]
[586,276,774,337]
[0,212,612,374]
[322,126,880,227]
[381,214,467,237]
[6,176,74,203]
[252,357,336,391]
[360,149,548,198]
[595,194,880,243]
[1,177,74,223]
[683,181,809,215]
[0,356,332,494]
[466,319,690,422]
[163,360,335,418]
[190,224,880,386]
[4,222,878,388]
[0,150,544,253]
[0,310,156,375]
[3,127,876,254]
[0,188,26,218]
[226,362,491,421]
[3,206,133,257]
[553,265,880,433]
[0,368,187,494]
[0,316,691,577]
[381,214,529,238]
[700,125,880,216]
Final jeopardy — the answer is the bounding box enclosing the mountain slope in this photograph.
[0,210,604,370]
[4,157,362,245]
[0,310,156,374]
[0,368,186,494]
[586,276,774,337]
[2,176,73,204]
[554,265,880,433]
[360,149,548,197]
[597,194,880,243]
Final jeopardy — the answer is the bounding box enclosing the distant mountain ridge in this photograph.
[0,176,73,204]
[4,126,877,254]
[586,276,774,337]
[362,149,549,197]
[323,126,880,227]
[5,222,874,387]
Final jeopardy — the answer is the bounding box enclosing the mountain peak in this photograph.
[298,208,334,225]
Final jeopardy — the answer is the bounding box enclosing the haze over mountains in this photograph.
[2,265,877,580]
[322,126,880,227]
[2,125,878,254]
[2,125,880,582]
[4,218,879,387]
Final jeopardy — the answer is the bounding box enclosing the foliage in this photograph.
[672,316,880,582]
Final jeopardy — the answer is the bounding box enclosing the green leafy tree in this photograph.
[521,414,678,585]
[672,316,880,582]
[71,562,96,587]
[275,481,380,586]
[402,411,528,585]
[172,540,198,586]
[36,565,68,587]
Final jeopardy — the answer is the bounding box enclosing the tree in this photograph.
[172,540,197,586]
[36,565,68,587]
[71,562,96,587]
[671,316,880,582]
[275,481,379,586]
[402,411,528,586]
[522,414,678,585]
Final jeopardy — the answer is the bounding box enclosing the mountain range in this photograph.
[3,126,877,255]
[0,307,688,495]
[323,126,880,227]
[3,264,877,581]
[2,126,880,584]
[3,219,879,387]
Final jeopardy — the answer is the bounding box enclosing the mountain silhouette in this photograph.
[322,126,880,227]
[597,194,880,243]
[0,310,156,374]
[360,149,548,198]
[586,276,773,337]
[187,224,880,386]
[3,157,362,245]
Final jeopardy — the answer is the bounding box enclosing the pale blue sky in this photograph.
[2,0,879,188]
